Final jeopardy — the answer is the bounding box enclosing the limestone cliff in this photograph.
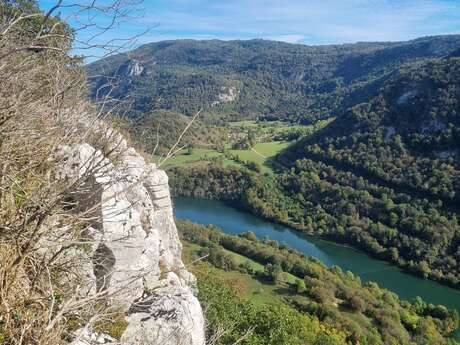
[59,133,205,345]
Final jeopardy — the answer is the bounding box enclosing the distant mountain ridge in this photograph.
[87,35,460,122]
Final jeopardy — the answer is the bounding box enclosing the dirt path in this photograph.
[251,147,267,159]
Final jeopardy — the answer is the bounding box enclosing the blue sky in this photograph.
[38,0,460,58]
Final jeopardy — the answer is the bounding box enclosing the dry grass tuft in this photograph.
[0,3,127,344]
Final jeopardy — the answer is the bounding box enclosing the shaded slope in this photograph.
[287,56,460,200]
[87,36,460,121]
[272,56,460,287]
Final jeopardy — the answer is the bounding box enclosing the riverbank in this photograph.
[178,218,459,344]
[168,163,460,292]
[174,196,460,339]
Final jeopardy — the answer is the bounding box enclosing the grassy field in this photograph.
[181,238,391,340]
[179,227,404,339]
[222,248,265,271]
[153,148,223,168]
[149,118,332,174]
[227,120,261,128]
[229,141,291,173]
[229,141,290,167]
[151,119,333,173]
[252,141,290,156]
[156,140,290,173]
[221,247,298,284]
[227,120,307,133]
[182,240,298,306]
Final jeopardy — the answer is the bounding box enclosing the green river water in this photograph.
[174,197,460,338]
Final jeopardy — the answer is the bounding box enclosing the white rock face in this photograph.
[59,135,205,345]
[122,273,204,345]
[212,86,238,106]
[435,150,457,160]
[128,60,144,77]
[397,90,418,105]
[420,119,446,133]
[384,126,396,141]
[74,329,117,345]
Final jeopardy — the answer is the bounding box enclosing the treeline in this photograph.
[87,36,460,122]
[178,220,460,345]
[196,269,348,345]
[169,165,301,224]
[226,118,333,146]
[270,56,460,285]
[168,162,460,289]
[116,109,226,155]
[279,158,460,285]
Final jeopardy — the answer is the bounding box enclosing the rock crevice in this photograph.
[60,137,205,345]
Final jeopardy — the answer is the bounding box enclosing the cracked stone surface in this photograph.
[59,132,205,345]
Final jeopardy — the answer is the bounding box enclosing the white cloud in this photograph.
[134,0,460,44]
[41,0,460,57]
[265,34,306,43]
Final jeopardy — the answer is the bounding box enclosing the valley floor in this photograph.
[178,219,460,345]
[155,140,290,174]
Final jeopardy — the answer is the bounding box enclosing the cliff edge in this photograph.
[59,132,205,345]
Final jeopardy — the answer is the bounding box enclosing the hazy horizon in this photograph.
[38,0,460,59]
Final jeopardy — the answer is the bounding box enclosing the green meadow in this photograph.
[156,140,291,174]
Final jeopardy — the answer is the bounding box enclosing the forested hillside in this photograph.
[179,220,460,345]
[276,55,460,284]
[286,55,460,200]
[169,54,460,288]
[129,109,226,155]
[87,36,460,122]
[86,31,460,292]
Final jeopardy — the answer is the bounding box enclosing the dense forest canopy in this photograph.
[88,29,460,300]
[86,35,460,122]
[286,55,460,200]
[179,220,460,345]
[88,32,460,291]
[168,53,460,289]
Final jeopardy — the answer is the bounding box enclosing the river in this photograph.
[174,196,460,337]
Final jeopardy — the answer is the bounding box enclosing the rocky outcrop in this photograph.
[211,86,238,106]
[59,133,205,345]
[396,89,418,105]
